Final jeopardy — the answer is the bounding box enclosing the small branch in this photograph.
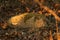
[49,30,53,40]
[35,0,60,21]
[56,20,58,40]
[41,5,60,21]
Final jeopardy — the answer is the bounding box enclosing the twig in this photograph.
[35,0,60,21]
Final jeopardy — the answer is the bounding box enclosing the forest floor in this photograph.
[0,0,60,40]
